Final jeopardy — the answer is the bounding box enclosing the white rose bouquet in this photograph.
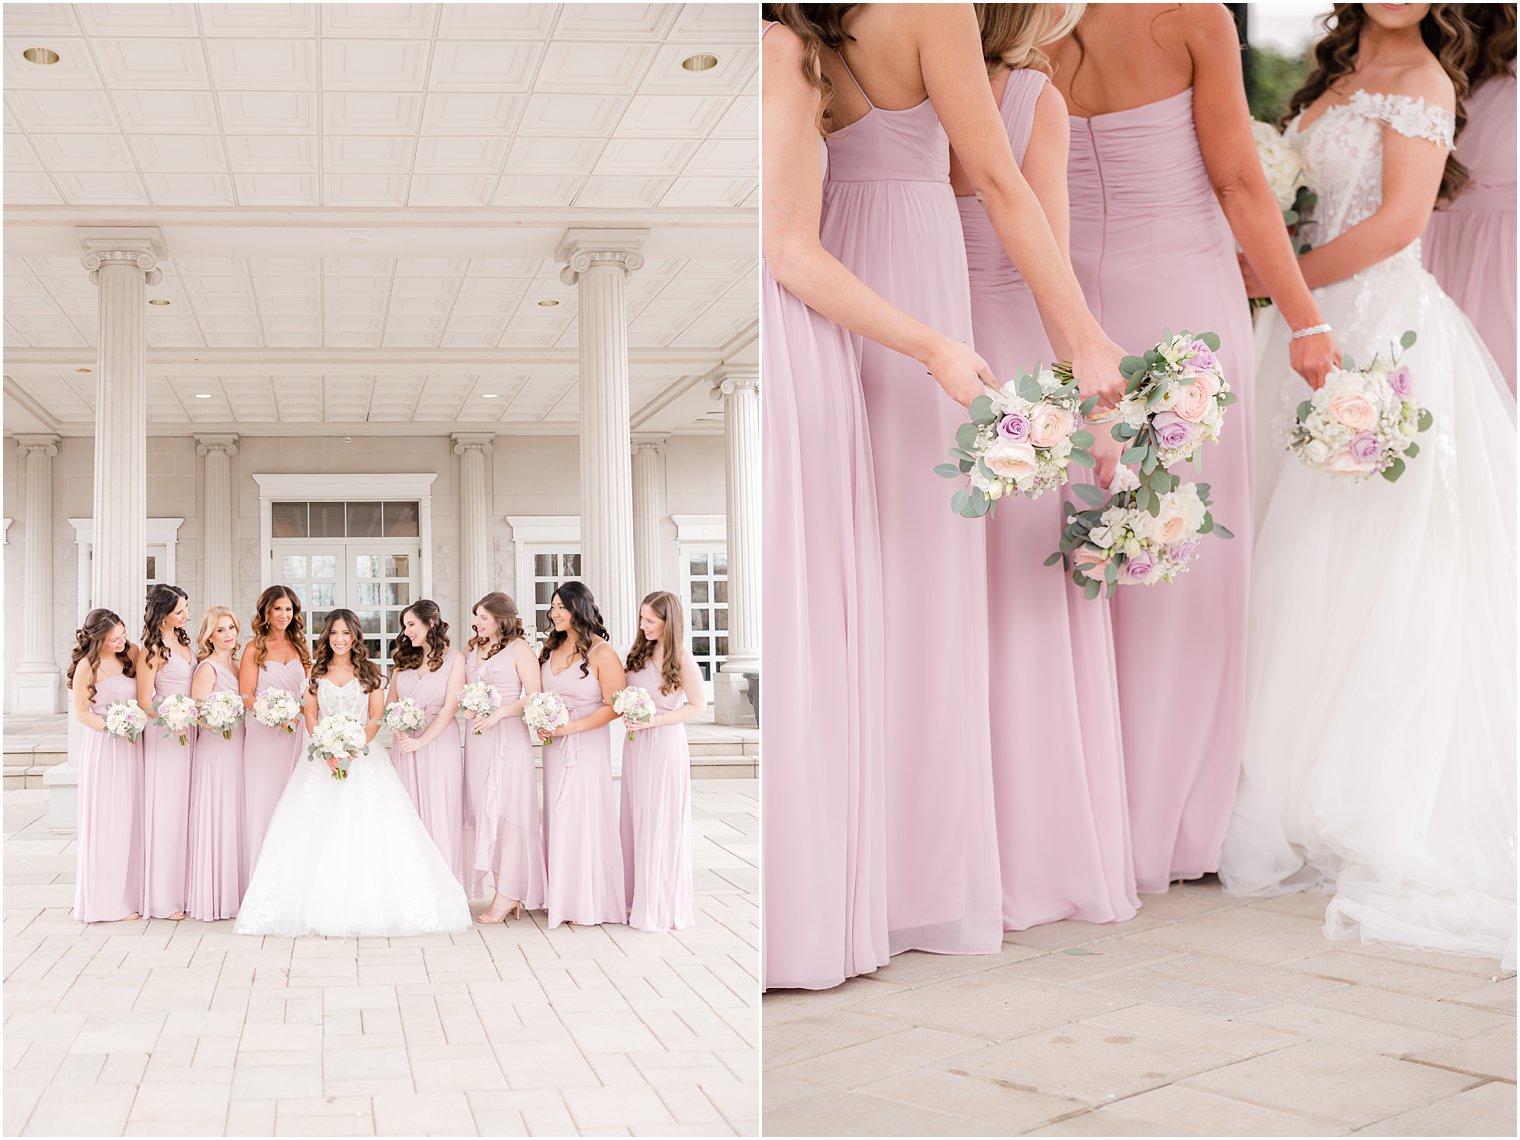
[103,699,149,743]
[524,691,570,744]
[1250,120,1317,309]
[155,692,198,746]
[612,685,656,742]
[252,687,303,734]
[382,697,427,736]
[1288,330,1432,482]
[307,713,368,780]
[458,681,501,736]
[200,691,245,741]
[937,363,1097,517]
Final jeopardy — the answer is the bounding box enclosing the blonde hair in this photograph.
[977,2,1085,75]
[195,606,241,663]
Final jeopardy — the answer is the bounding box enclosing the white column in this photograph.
[559,228,647,652]
[82,233,161,622]
[631,435,669,601]
[711,367,761,726]
[12,434,62,714]
[452,433,495,618]
[196,434,238,606]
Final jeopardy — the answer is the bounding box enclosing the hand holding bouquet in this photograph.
[524,691,570,745]
[612,686,656,742]
[200,691,246,740]
[104,699,149,743]
[252,687,303,734]
[382,697,427,736]
[307,713,368,780]
[458,682,502,736]
[156,692,197,746]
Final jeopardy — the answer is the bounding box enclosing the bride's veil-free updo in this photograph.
[309,608,383,694]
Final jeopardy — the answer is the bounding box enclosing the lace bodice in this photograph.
[317,677,370,721]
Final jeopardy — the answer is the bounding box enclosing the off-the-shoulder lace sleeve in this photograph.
[1350,90,1456,147]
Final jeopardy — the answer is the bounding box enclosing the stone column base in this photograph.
[711,667,758,728]
[44,763,78,834]
[11,668,61,715]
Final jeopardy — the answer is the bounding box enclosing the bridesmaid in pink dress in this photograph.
[1049,5,1339,893]
[620,592,706,932]
[136,584,195,920]
[388,599,468,889]
[464,592,547,922]
[186,607,245,921]
[1423,6,1515,392]
[238,585,309,889]
[68,609,144,923]
[536,583,626,929]
[954,6,1137,930]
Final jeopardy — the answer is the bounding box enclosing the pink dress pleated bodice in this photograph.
[619,660,693,932]
[186,658,245,920]
[959,69,1139,930]
[393,650,468,890]
[465,644,546,909]
[142,648,196,917]
[74,671,144,922]
[1066,88,1255,893]
[819,54,1002,957]
[1423,70,1516,392]
[242,654,307,891]
[540,653,625,928]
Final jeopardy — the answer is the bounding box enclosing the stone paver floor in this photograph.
[764,879,1515,1136]
[4,781,758,1137]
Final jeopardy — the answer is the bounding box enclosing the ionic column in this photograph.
[559,228,647,651]
[12,435,62,713]
[195,434,238,606]
[453,433,495,618]
[631,435,669,602]
[711,368,761,725]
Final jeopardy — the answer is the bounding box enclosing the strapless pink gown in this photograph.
[1424,71,1516,393]
[74,672,144,922]
[142,650,196,917]
[959,69,1139,929]
[819,59,1002,956]
[393,651,468,890]
[619,661,694,932]
[1067,89,1255,893]
[243,655,307,891]
[186,659,245,920]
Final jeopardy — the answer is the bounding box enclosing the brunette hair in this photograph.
[467,592,526,661]
[140,583,190,669]
[976,2,1084,75]
[762,3,858,132]
[194,606,241,664]
[391,598,450,673]
[538,581,609,678]
[248,585,311,672]
[309,609,383,694]
[67,608,135,703]
[625,591,686,696]
[1287,3,1475,202]
[1463,2,1516,87]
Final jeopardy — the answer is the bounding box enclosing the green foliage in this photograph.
[1246,43,1310,124]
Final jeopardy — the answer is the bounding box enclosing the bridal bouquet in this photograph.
[308,713,368,780]
[200,691,245,740]
[1288,331,1432,482]
[1252,120,1316,233]
[1112,332,1234,505]
[612,685,656,742]
[156,693,198,746]
[936,363,1097,517]
[1048,471,1233,600]
[382,697,427,736]
[459,682,501,736]
[104,699,149,743]
[252,687,302,734]
[524,691,570,744]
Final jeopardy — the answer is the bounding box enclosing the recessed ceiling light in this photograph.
[682,53,719,72]
[75,367,92,374]
[481,393,500,399]
[194,392,212,399]
[22,47,60,66]
[148,298,170,306]
[537,299,559,307]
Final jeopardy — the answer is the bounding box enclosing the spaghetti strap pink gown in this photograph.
[819,55,1002,956]
[466,645,546,909]
[959,69,1138,929]
[242,655,307,891]
[393,650,468,890]
[1423,70,1516,393]
[1067,89,1254,893]
[142,651,195,918]
[620,661,694,932]
[186,659,245,921]
[74,672,144,922]
[541,656,625,928]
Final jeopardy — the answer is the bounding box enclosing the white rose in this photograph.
[1303,438,1331,464]
[1108,465,1141,494]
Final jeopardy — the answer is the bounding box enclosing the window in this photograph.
[673,515,729,694]
[507,516,581,651]
[276,544,417,662]
[529,550,582,641]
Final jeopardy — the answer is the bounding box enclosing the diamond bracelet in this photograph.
[1291,323,1332,340]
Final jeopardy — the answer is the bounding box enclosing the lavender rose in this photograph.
[1389,364,1413,398]
[1349,432,1381,464]
[1186,339,1218,371]
[1167,537,1200,564]
[998,412,1031,443]
[1152,411,1196,451]
[1121,550,1159,584]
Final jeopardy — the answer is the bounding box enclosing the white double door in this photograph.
[273,540,419,662]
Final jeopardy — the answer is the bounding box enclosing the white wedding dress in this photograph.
[235,678,471,937]
[1222,91,1517,970]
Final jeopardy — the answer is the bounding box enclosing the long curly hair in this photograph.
[67,608,135,703]
[248,585,311,672]
[539,581,609,678]
[194,606,241,664]
[140,583,190,670]
[1464,2,1516,87]
[309,609,383,694]
[763,3,858,133]
[625,591,686,696]
[1287,3,1475,202]
[391,598,450,673]
[467,592,526,661]
[976,2,1084,76]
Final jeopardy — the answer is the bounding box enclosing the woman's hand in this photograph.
[625,718,655,734]
[326,756,341,775]
[922,335,999,408]
[396,734,422,755]
[1289,329,1340,390]
[1069,337,1127,412]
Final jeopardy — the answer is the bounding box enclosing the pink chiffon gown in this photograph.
[74,672,144,922]
[466,644,546,910]
[959,69,1139,929]
[818,54,1003,957]
[540,656,625,928]
[186,659,245,920]
[242,655,307,891]
[392,650,468,890]
[619,661,694,932]
[1066,89,1255,893]
[141,650,196,918]
[1423,69,1516,393]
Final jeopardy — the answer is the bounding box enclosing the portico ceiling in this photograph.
[1,3,759,438]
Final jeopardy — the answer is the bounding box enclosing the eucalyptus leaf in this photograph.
[955,422,979,448]
[1043,551,1063,567]
[1400,329,1417,349]
[1069,448,1095,469]
[1141,450,1157,475]
[1417,409,1434,432]
[1070,430,1094,448]
[1074,481,1107,507]
[1215,523,1234,539]
[1404,441,1420,458]
[959,459,974,474]
[1382,457,1406,483]
[1106,581,1117,598]
[1080,396,1098,416]
[1105,558,1118,584]
[1084,579,1101,601]
[1115,424,1136,440]
[1199,515,1214,534]
[1135,486,1150,513]
[951,488,970,515]
[1296,399,1313,421]
[1122,446,1147,465]
[1194,482,1211,500]
[969,393,995,423]
[1199,331,1220,351]
[934,463,960,479]
[1145,387,1167,410]
[1017,373,1044,403]
[1146,493,1161,518]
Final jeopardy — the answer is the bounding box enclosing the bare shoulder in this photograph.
[1032,79,1069,126]
[1387,55,1457,113]
[1181,1,1239,46]
[762,19,805,69]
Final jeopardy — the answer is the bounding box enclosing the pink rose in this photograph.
[1327,449,1376,476]
[1029,403,1075,448]
[985,441,1038,483]
[1174,380,1214,423]
[1185,366,1220,399]
[1329,391,1377,431]
[1073,546,1110,580]
[1157,502,1187,544]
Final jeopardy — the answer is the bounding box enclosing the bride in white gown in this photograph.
[1222,3,1516,970]
[236,609,471,938]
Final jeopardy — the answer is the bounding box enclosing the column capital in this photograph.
[710,367,760,400]
[557,227,649,285]
[451,432,496,457]
[195,433,239,457]
[14,433,60,458]
[78,227,166,287]
[631,433,669,454]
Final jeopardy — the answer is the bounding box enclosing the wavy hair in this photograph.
[1463,2,1516,87]
[391,598,450,673]
[625,591,686,696]
[194,606,241,664]
[762,3,858,133]
[140,583,190,669]
[67,608,135,703]
[248,585,311,672]
[467,592,526,661]
[309,609,383,694]
[538,581,609,678]
[976,2,1084,76]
